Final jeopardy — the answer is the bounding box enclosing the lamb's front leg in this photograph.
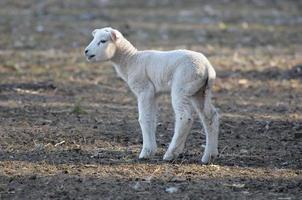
[137,91,157,159]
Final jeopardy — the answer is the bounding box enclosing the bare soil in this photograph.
[0,0,302,199]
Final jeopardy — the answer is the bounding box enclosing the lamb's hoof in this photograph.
[163,151,178,161]
[139,147,156,159]
[201,150,218,164]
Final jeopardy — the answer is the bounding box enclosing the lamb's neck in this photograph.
[111,39,137,82]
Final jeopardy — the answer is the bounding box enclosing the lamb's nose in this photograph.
[85,49,89,55]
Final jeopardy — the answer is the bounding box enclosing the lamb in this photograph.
[84,27,219,164]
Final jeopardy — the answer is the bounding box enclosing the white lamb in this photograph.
[84,27,219,164]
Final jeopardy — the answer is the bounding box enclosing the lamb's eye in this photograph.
[98,40,107,45]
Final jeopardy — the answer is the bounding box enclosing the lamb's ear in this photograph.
[110,29,122,42]
[92,29,97,37]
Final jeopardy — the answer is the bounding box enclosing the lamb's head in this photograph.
[84,27,122,62]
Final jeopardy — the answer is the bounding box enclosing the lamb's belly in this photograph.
[154,80,172,93]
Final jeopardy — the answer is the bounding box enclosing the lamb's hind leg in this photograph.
[191,89,219,164]
[163,94,193,161]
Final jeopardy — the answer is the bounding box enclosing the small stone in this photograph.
[36,25,44,32]
[132,182,141,190]
[165,186,178,193]
[240,149,248,154]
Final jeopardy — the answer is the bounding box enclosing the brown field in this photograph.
[0,0,301,199]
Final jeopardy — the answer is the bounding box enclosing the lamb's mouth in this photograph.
[88,55,95,59]
[87,54,96,61]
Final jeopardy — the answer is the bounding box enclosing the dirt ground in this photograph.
[0,0,302,199]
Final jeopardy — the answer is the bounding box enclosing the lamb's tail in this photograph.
[205,64,216,92]
[203,64,216,111]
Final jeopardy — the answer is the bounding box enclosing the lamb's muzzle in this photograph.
[85,27,219,164]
